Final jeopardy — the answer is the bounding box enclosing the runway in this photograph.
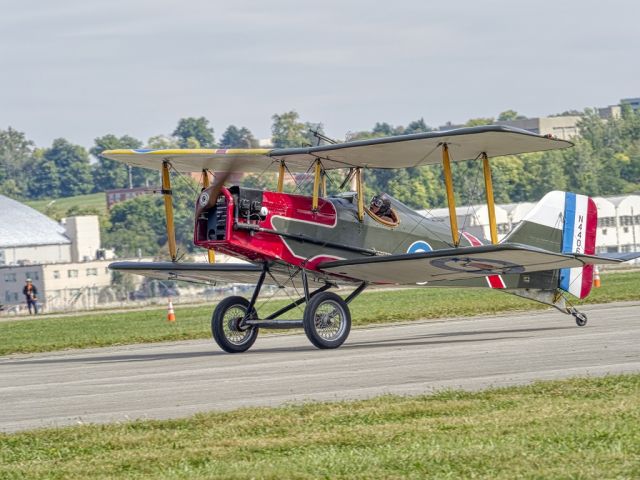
[1,301,639,433]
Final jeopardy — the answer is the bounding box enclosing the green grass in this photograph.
[1,271,639,356]
[25,192,106,217]
[1,374,639,479]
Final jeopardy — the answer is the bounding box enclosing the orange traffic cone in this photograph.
[593,266,601,288]
[167,298,176,322]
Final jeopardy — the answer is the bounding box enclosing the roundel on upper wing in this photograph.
[407,240,433,254]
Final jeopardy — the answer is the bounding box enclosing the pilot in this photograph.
[370,193,393,221]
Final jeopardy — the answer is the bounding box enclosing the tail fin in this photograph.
[504,191,597,299]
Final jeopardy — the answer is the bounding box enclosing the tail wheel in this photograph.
[574,312,588,327]
[303,292,351,349]
[211,296,259,353]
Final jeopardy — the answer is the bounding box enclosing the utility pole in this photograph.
[632,206,637,252]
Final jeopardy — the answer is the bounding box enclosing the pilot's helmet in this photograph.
[371,193,391,212]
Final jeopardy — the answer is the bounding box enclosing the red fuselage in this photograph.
[194,187,343,272]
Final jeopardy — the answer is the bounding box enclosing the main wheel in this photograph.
[211,296,259,353]
[303,292,351,349]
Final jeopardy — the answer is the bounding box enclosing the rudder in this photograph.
[503,191,597,299]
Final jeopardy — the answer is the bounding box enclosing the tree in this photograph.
[465,117,495,127]
[403,118,432,135]
[387,167,444,209]
[497,110,523,121]
[372,122,403,137]
[271,111,307,148]
[172,117,216,148]
[220,125,258,148]
[520,151,567,200]
[147,135,179,149]
[91,134,143,191]
[105,195,163,257]
[0,127,34,197]
[104,176,202,259]
[302,122,326,146]
[41,139,93,197]
[26,149,60,199]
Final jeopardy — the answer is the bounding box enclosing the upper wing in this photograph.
[318,244,623,284]
[101,126,572,173]
[100,148,280,173]
[109,261,328,289]
[269,125,572,169]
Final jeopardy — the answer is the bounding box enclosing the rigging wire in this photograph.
[458,154,485,236]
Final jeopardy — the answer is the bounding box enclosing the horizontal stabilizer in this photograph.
[318,243,615,285]
[109,262,326,289]
[584,252,640,262]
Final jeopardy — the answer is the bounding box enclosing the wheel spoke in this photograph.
[222,306,252,345]
[314,301,345,340]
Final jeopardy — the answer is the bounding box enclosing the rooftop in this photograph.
[0,195,71,248]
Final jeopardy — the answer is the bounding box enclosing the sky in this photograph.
[1,0,639,150]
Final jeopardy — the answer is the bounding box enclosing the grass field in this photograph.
[25,192,107,217]
[1,374,638,479]
[1,270,639,356]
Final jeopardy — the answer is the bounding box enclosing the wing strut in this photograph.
[202,169,216,263]
[442,144,460,246]
[312,159,322,210]
[482,152,499,244]
[277,160,285,192]
[161,161,177,262]
[356,167,365,221]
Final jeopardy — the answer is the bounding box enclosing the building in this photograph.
[2,260,114,311]
[620,97,640,111]
[0,194,116,312]
[597,105,622,120]
[495,116,582,140]
[0,195,72,265]
[593,195,640,254]
[106,187,157,209]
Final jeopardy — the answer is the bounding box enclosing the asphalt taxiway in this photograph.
[1,301,638,432]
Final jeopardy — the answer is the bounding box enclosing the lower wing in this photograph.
[318,243,634,284]
[109,262,328,289]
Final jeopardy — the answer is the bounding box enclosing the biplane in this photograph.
[103,125,640,353]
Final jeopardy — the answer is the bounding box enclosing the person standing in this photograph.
[23,278,38,314]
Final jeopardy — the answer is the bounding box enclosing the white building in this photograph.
[0,195,72,265]
[500,202,536,228]
[593,195,640,253]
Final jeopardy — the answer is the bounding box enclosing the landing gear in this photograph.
[209,264,366,353]
[303,292,351,349]
[569,307,588,327]
[211,296,259,353]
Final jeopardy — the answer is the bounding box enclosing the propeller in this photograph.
[195,170,231,219]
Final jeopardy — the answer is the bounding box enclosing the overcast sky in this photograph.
[1,0,639,149]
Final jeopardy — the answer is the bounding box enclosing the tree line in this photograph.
[1,108,639,258]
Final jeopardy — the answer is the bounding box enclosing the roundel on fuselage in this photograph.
[407,240,433,254]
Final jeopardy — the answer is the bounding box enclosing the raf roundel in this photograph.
[407,240,433,254]
[199,192,210,207]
